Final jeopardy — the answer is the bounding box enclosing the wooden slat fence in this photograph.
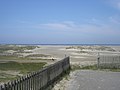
[97,55,120,69]
[0,57,70,90]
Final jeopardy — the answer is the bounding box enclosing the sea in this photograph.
[1,44,120,46]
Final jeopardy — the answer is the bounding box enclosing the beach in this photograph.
[32,45,120,65]
[0,44,120,87]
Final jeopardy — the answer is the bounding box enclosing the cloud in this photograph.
[36,19,103,31]
[39,23,70,30]
[114,0,120,9]
[36,21,79,30]
[106,0,120,10]
[109,15,120,24]
[86,18,105,27]
[36,21,96,32]
[34,18,120,36]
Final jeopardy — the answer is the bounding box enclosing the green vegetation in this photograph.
[77,51,88,53]
[109,69,120,72]
[25,54,51,57]
[71,64,120,72]
[0,45,52,60]
[0,61,46,73]
[0,54,52,60]
[65,46,116,51]
[15,50,33,53]
[0,61,46,83]
[0,73,18,82]
[71,65,97,71]
[66,46,75,49]
[95,46,116,51]
[0,55,21,60]
[0,45,39,53]
[0,77,17,83]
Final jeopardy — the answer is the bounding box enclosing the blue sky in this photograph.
[0,0,120,44]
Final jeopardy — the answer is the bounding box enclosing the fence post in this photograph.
[16,79,19,90]
[30,73,33,90]
[119,56,120,68]
[28,74,30,90]
[0,85,4,90]
[14,80,17,90]
[26,75,28,90]
[11,81,14,90]
[8,82,12,90]
[97,53,100,69]
[3,84,7,90]
[25,76,28,90]
[34,72,37,90]
[33,72,35,90]
[20,77,23,90]
[22,76,25,90]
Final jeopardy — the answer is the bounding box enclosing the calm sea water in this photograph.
[2,44,120,46]
[37,44,120,46]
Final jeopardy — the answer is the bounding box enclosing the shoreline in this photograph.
[1,44,120,46]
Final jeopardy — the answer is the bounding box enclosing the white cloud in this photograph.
[118,2,120,8]
[36,21,79,30]
[40,23,70,30]
[87,18,105,26]
[62,21,76,27]
[34,18,120,36]
[109,16,120,24]
[36,19,103,31]
[107,0,120,10]
[39,22,100,33]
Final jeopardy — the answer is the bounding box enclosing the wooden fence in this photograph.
[97,55,120,69]
[0,57,70,90]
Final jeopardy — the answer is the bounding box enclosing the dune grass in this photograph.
[71,64,120,72]
[0,45,38,51]
[0,61,46,73]
[71,64,97,71]
[25,54,51,57]
[0,61,46,83]
[0,54,52,60]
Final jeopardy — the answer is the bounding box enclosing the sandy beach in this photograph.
[1,45,120,64]
[31,45,120,66]
[1,45,120,65]
[0,45,120,87]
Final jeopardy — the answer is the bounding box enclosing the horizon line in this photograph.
[0,43,120,46]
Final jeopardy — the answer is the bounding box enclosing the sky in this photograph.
[0,0,120,44]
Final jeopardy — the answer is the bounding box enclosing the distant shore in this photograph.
[1,44,120,46]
